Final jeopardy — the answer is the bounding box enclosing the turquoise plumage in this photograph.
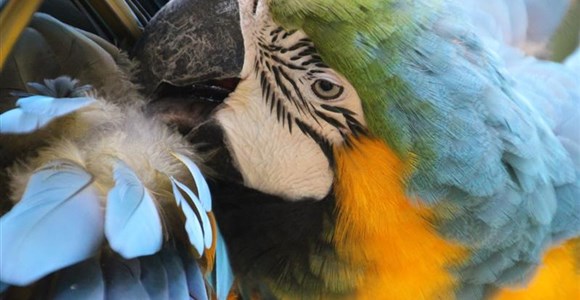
[404,3,579,296]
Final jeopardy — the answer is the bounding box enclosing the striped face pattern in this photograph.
[242,0,368,148]
[212,1,368,200]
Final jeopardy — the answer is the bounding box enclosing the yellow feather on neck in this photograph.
[333,137,466,299]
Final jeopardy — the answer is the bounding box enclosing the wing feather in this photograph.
[160,247,191,300]
[0,160,103,285]
[172,178,213,250]
[0,95,95,134]
[215,230,234,300]
[105,160,163,259]
[52,258,105,300]
[140,255,170,300]
[170,178,205,255]
[172,152,212,212]
[102,256,149,299]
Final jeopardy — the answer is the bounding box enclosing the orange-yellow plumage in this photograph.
[333,137,466,299]
[495,238,580,300]
[333,137,580,299]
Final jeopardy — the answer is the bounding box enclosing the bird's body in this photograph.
[0,0,578,299]
[202,0,580,298]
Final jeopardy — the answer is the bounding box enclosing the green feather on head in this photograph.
[268,0,445,157]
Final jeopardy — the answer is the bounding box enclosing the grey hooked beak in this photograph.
[134,0,245,93]
[133,0,245,133]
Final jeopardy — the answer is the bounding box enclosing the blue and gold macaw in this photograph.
[1,0,579,299]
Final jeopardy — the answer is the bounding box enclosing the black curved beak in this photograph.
[133,0,245,133]
[134,0,244,93]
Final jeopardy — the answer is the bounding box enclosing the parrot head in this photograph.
[209,0,370,201]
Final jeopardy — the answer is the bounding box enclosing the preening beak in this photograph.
[131,0,246,134]
[134,0,245,92]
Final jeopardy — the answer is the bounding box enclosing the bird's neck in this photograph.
[332,137,466,299]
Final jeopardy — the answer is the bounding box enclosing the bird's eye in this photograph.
[311,79,344,100]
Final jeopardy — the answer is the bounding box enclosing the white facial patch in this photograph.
[216,79,334,200]
[213,0,367,200]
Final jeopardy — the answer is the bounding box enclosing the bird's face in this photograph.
[211,0,367,200]
[146,0,376,297]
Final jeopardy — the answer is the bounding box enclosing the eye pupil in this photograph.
[318,80,334,92]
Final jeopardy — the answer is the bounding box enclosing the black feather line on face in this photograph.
[256,30,321,127]
[293,118,334,165]
[314,110,346,130]
[287,112,293,133]
[321,104,368,141]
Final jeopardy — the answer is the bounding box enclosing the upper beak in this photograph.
[133,0,245,94]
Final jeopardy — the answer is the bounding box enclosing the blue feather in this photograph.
[160,247,190,300]
[189,265,209,300]
[105,160,163,259]
[496,261,539,286]
[525,185,557,225]
[102,256,149,299]
[551,175,580,242]
[140,255,170,300]
[0,95,95,134]
[0,160,103,285]
[52,258,105,300]
[215,230,234,300]
[0,282,9,293]
[182,250,209,300]
[172,153,212,212]
[170,178,205,255]
[172,178,213,250]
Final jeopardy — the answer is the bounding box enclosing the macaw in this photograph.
[1,0,579,299]
[174,0,579,299]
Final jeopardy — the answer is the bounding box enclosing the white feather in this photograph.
[172,152,212,212]
[0,160,103,285]
[456,0,573,56]
[170,178,205,255]
[105,160,163,259]
[171,178,213,250]
[0,95,95,134]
